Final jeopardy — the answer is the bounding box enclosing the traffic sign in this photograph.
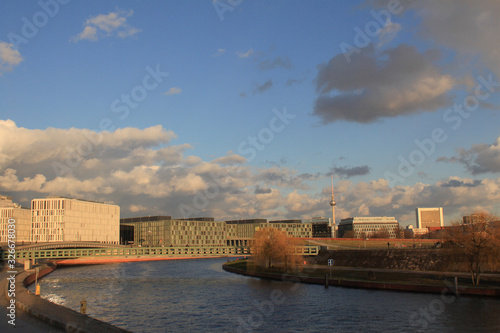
[328,259,334,266]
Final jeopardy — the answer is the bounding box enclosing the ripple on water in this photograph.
[30,258,500,333]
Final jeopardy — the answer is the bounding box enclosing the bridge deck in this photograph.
[2,245,318,260]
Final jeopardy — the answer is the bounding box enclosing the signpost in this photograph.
[328,259,334,277]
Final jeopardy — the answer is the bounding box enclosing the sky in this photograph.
[1,0,499,227]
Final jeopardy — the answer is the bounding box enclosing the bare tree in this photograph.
[371,228,390,239]
[446,211,500,285]
[251,227,302,270]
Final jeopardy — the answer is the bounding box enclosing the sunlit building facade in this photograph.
[416,207,444,228]
[31,197,120,243]
[267,220,312,238]
[225,219,313,246]
[338,216,399,238]
[0,196,31,243]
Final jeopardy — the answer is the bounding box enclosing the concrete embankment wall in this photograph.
[315,249,499,273]
[222,264,500,296]
[7,264,131,333]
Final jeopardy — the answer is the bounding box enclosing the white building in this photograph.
[416,207,444,228]
[338,216,399,238]
[0,196,31,243]
[405,225,429,236]
[31,197,120,244]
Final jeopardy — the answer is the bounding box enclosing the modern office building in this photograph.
[0,196,31,243]
[31,196,120,243]
[416,207,444,228]
[120,216,227,247]
[225,220,262,246]
[303,217,334,238]
[266,220,312,238]
[225,218,313,245]
[337,216,399,238]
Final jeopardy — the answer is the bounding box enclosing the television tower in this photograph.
[329,175,336,237]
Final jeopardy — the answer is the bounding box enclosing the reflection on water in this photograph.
[29,258,500,333]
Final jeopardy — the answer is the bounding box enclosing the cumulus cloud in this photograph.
[1,121,499,224]
[314,44,456,124]
[129,204,148,213]
[437,136,500,175]
[71,9,140,42]
[0,42,22,75]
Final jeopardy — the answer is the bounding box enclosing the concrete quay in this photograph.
[1,263,132,333]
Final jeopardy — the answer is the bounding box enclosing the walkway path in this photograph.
[0,265,64,333]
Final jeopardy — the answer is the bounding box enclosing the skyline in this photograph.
[1,1,500,226]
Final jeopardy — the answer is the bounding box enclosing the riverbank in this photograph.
[1,262,132,333]
[223,259,500,296]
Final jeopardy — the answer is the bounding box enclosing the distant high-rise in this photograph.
[415,207,444,229]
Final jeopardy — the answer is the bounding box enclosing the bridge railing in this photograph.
[1,246,251,260]
[1,245,318,260]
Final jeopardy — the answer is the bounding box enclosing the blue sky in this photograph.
[1,0,499,226]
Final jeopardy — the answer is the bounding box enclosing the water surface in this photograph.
[29,258,500,332]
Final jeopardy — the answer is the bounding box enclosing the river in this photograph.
[28,258,500,333]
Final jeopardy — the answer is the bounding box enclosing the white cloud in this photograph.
[0,169,46,192]
[129,204,148,213]
[0,42,22,75]
[1,121,499,223]
[164,87,182,96]
[71,9,140,42]
[236,48,253,58]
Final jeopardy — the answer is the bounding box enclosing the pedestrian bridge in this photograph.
[2,244,319,260]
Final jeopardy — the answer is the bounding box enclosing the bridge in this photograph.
[2,244,319,262]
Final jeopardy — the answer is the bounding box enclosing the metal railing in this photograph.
[1,245,319,260]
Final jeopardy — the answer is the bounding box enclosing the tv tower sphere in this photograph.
[330,175,336,206]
